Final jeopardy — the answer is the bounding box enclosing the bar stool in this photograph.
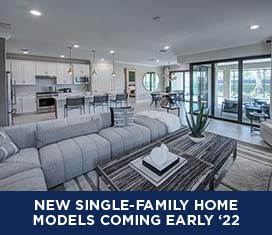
[64,96,85,118]
[110,93,128,107]
[89,95,109,113]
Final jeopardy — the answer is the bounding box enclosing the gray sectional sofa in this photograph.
[0,112,168,191]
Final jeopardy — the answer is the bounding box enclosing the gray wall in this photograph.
[0,38,8,126]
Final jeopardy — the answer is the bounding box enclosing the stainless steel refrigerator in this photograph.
[6,71,16,126]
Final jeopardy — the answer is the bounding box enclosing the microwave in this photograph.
[74,76,89,84]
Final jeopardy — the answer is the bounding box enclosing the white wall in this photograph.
[177,42,271,64]
[92,62,164,102]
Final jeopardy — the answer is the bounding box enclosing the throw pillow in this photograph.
[110,107,135,127]
[0,130,19,161]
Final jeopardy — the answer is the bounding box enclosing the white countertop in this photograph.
[55,92,116,101]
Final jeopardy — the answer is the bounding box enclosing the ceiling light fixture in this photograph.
[153,16,161,22]
[163,45,170,50]
[156,59,160,63]
[60,55,65,58]
[73,44,79,48]
[112,53,116,78]
[30,10,42,16]
[21,49,29,54]
[249,25,259,30]
[67,46,73,75]
[110,50,115,54]
[92,50,97,77]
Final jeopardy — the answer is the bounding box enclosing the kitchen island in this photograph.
[55,92,116,119]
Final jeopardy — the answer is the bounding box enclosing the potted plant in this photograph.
[185,103,210,143]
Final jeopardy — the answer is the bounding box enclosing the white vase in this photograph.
[188,133,206,143]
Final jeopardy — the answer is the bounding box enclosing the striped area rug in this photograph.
[51,141,272,192]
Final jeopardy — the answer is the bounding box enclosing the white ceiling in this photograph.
[1,0,272,66]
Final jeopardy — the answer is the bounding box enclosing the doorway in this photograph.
[124,68,136,100]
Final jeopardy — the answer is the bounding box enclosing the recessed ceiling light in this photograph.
[249,25,259,30]
[73,44,79,48]
[21,49,29,54]
[163,45,170,50]
[110,50,115,54]
[100,58,105,61]
[153,16,161,22]
[156,59,160,63]
[60,55,65,58]
[30,10,42,16]
[177,63,181,66]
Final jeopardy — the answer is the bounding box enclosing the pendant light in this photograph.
[112,52,116,77]
[67,46,73,75]
[92,50,97,77]
[163,62,177,81]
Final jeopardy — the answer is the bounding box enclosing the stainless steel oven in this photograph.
[36,92,58,113]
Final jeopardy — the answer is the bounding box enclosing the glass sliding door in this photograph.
[214,61,239,121]
[170,71,190,111]
[192,64,212,113]
[242,58,271,123]
[184,71,190,101]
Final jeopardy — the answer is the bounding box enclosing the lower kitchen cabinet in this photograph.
[23,96,36,113]
[15,96,36,114]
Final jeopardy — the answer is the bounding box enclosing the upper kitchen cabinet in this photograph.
[11,60,36,85]
[56,63,73,85]
[35,62,57,76]
[24,61,36,84]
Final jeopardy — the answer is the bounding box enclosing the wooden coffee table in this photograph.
[96,126,237,191]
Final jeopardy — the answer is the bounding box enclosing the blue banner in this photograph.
[0,192,271,235]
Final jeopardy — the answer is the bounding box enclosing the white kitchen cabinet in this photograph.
[15,96,36,114]
[24,61,36,84]
[56,63,73,84]
[11,60,25,85]
[73,64,90,77]
[10,60,36,85]
[22,96,36,113]
[35,62,57,76]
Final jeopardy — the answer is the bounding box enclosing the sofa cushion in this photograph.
[99,124,151,159]
[0,130,19,161]
[0,163,47,191]
[134,115,168,141]
[39,133,111,188]
[92,112,112,130]
[3,148,40,167]
[35,119,99,149]
[3,123,37,149]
